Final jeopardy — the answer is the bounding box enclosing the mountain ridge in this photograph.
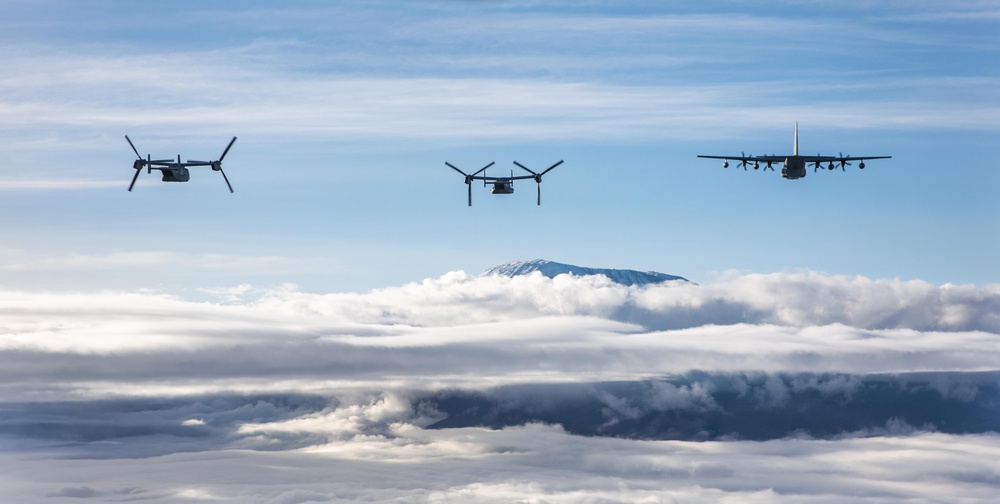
[481,259,688,286]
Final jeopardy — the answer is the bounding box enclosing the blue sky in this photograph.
[0,0,997,294]
[2,3,1000,501]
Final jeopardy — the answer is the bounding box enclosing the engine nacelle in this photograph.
[859,161,865,169]
[722,160,729,168]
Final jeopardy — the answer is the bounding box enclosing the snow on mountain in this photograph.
[481,259,689,286]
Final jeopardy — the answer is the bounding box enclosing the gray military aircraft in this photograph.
[697,123,890,179]
[446,160,563,206]
[125,136,237,192]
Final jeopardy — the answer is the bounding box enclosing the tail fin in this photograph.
[793,121,799,156]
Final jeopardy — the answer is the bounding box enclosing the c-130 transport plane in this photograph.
[697,123,890,179]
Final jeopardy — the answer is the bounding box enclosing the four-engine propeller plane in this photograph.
[125,136,237,192]
[446,160,563,206]
[697,123,890,180]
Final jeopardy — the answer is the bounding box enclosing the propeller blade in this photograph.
[445,162,468,176]
[536,181,541,206]
[540,160,564,176]
[125,135,142,159]
[473,161,494,176]
[218,137,237,162]
[839,152,852,169]
[127,166,141,191]
[513,161,537,175]
[467,182,472,206]
[219,167,234,193]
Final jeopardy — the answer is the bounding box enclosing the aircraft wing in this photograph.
[699,154,891,163]
[697,154,789,163]
[469,175,536,181]
[835,156,892,162]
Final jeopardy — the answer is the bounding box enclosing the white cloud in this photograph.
[3,420,999,503]
[0,249,322,274]
[1,270,998,396]
[1,46,996,147]
[0,178,121,190]
[258,270,1000,332]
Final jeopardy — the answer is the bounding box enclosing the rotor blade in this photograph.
[467,183,472,206]
[445,162,468,176]
[540,159,564,176]
[536,182,541,206]
[127,167,141,192]
[219,167,234,193]
[218,137,237,162]
[473,161,494,177]
[512,161,537,175]
[125,135,142,159]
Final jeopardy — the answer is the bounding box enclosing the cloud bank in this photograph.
[2,270,999,502]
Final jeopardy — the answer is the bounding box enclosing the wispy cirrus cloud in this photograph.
[1,17,997,148]
[0,249,321,273]
[0,178,122,190]
[4,68,996,142]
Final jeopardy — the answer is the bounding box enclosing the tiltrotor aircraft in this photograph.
[446,160,564,206]
[125,136,237,192]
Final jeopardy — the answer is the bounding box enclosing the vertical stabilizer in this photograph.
[793,121,799,156]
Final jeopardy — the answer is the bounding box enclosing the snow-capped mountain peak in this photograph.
[481,259,688,286]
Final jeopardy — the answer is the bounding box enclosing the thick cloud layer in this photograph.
[2,390,1000,503]
[3,271,998,398]
[255,270,1000,332]
[2,271,999,502]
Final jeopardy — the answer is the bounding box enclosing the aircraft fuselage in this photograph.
[491,180,514,194]
[781,157,806,180]
[159,167,191,182]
